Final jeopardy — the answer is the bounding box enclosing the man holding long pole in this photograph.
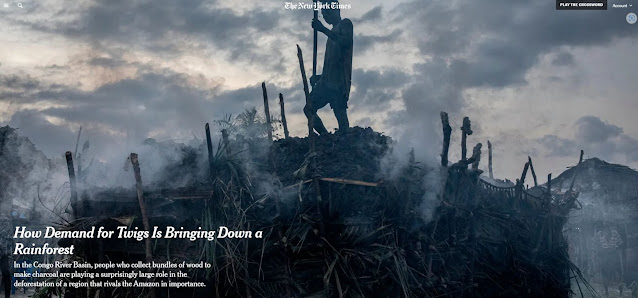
[305,1,353,135]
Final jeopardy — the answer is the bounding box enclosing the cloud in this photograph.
[537,116,638,163]
[352,6,383,23]
[7,110,79,158]
[10,0,294,73]
[2,70,297,159]
[354,29,402,53]
[538,135,577,157]
[0,74,42,92]
[396,0,638,88]
[551,51,574,66]
[617,135,638,162]
[575,115,623,143]
[350,67,409,111]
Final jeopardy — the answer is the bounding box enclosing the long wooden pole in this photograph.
[297,44,324,234]
[312,0,318,80]
[487,140,493,178]
[130,153,155,298]
[461,117,473,168]
[262,82,273,142]
[130,153,153,263]
[205,123,214,178]
[297,45,315,152]
[440,112,451,167]
[279,93,289,139]
[568,150,584,193]
[65,151,78,219]
[74,126,82,159]
[528,156,538,187]
[520,162,530,185]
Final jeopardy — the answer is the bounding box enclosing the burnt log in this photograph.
[297,45,324,233]
[487,140,493,178]
[568,150,584,193]
[261,82,273,142]
[205,123,214,178]
[471,143,482,170]
[528,156,538,187]
[65,151,79,219]
[460,117,473,168]
[130,153,153,263]
[279,93,289,139]
[440,112,452,167]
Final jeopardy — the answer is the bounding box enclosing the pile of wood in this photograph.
[48,111,592,298]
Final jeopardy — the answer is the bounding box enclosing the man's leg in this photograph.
[331,96,349,132]
[304,89,329,135]
[333,108,349,131]
[303,105,329,135]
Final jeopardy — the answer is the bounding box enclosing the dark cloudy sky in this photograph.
[1,0,637,181]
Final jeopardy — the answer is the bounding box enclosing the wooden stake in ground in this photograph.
[312,0,318,80]
[471,143,482,170]
[297,44,324,233]
[65,151,78,219]
[262,82,273,142]
[520,162,530,185]
[568,150,584,193]
[297,45,315,154]
[461,117,473,167]
[279,93,289,139]
[130,153,155,298]
[205,123,214,178]
[440,112,451,167]
[528,156,538,187]
[74,126,82,159]
[487,140,493,178]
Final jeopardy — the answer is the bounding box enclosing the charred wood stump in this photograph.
[65,151,79,219]
[460,117,473,168]
[528,156,538,187]
[261,82,273,142]
[471,143,482,170]
[568,150,584,193]
[487,140,493,178]
[130,153,155,298]
[440,112,452,167]
[279,93,289,139]
[297,45,324,234]
[205,123,214,179]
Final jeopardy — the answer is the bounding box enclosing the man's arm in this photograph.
[312,19,353,46]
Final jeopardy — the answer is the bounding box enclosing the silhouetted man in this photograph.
[305,1,353,135]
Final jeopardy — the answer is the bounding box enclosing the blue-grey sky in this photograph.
[1,0,638,181]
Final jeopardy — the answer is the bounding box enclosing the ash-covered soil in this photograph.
[269,127,392,184]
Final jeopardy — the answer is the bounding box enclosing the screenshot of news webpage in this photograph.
[0,0,636,297]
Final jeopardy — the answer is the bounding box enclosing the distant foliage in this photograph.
[214,107,281,140]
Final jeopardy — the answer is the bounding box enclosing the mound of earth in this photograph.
[269,127,392,185]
